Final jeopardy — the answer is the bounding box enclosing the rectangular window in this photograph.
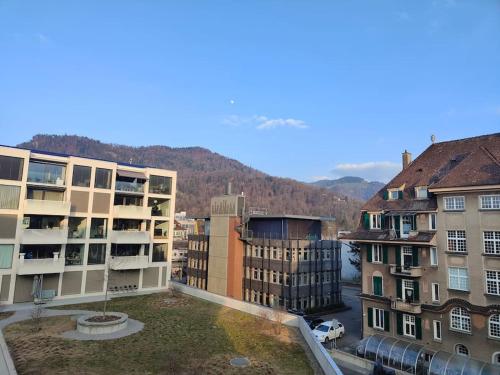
[152,244,167,262]
[430,247,438,266]
[27,161,66,185]
[373,308,385,330]
[0,244,14,268]
[370,213,381,229]
[448,267,469,291]
[389,190,400,200]
[90,218,108,239]
[72,165,91,187]
[486,270,500,296]
[429,213,437,230]
[444,196,465,211]
[433,320,442,341]
[432,283,440,302]
[0,155,23,181]
[415,186,428,199]
[94,168,112,189]
[480,195,500,210]
[403,314,416,338]
[447,230,467,252]
[484,231,500,255]
[65,244,85,266]
[0,185,20,209]
[149,175,172,195]
[372,244,382,263]
[87,244,106,265]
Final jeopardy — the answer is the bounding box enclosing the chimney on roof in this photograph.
[402,150,412,169]
[225,182,233,195]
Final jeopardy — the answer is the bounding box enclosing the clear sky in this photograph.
[1,0,499,183]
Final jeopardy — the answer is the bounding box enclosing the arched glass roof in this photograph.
[428,350,500,375]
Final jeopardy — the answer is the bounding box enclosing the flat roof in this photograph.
[248,214,335,221]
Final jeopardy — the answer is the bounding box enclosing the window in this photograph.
[444,196,465,211]
[448,267,469,291]
[0,185,20,209]
[373,276,383,296]
[402,279,415,302]
[486,271,500,296]
[389,190,400,200]
[480,195,500,210]
[370,214,381,229]
[450,307,471,332]
[489,314,500,338]
[403,314,416,338]
[65,244,85,266]
[94,168,112,189]
[432,283,440,302]
[484,231,500,255]
[372,244,382,263]
[455,344,469,357]
[0,244,14,268]
[402,246,413,267]
[493,352,500,365]
[90,218,108,239]
[87,244,106,265]
[68,217,86,239]
[152,244,167,262]
[27,161,66,185]
[27,188,63,201]
[72,165,91,187]
[430,247,438,266]
[0,155,23,181]
[415,186,428,199]
[149,175,172,195]
[373,308,385,330]
[447,230,467,252]
[433,320,442,341]
[429,213,437,230]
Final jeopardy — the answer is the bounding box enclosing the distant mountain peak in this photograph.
[311,176,384,202]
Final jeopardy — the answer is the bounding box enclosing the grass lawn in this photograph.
[4,292,315,375]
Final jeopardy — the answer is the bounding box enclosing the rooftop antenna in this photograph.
[431,134,436,144]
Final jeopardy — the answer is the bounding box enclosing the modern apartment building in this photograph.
[187,189,342,311]
[0,145,176,305]
[344,133,500,372]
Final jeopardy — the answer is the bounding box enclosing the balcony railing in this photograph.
[390,265,422,277]
[391,298,421,314]
[18,253,65,275]
[22,228,68,244]
[115,180,144,194]
[24,199,71,216]
[113,205,151,220]
[110,230,150,244]
[109,255,149,270]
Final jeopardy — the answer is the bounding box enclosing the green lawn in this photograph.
[4,292,315,374]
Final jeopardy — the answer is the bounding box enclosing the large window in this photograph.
[450,307,471,332]
[27,188,63,201]
[0,185,20,209]
[370,214,381,229]
[90,218,107,238]
[152,244,167,262]
[449,267,469,291]
[430,247,438,266]
[403,314,416,338]
[87,244,106,265]
[27,161,66,185]
[486,270,500,296]
[447,230,467,252]
[372,244,382,263]
[0,244,14,268]
[373,308,385,330]
[68,217,87,239]
[484,231,500,255]
[480,195,500,210]
[94,168,112,189]
[0,155,23,181]
[149,175,172,195]
[65,244,85,266]
[72,165,91,187]
[432,283,440,302]
[415,186,428,199]
[489,315,500,338]
[444,196,465,211]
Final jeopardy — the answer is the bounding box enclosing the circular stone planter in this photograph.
[77,312,128,335]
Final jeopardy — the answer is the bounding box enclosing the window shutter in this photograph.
[383,246,388,264]
[394,216,401,232]
[363,212,370,229]
[398,190,403,200]
[367,307,373,328]
[373,276,382,296]
[416,317,422,340]
[395,247,401,266]
[411,215,416,230]
[367,245,372,263]
[380,214,385,229]
[397,279,402,299]
[396,313,403,335]
[383,191,388,200]
[412,247,419,267]
[413,281,420,301]
[384,310,390,332]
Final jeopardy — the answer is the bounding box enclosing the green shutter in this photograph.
[396,313,403,335]
[384,310,390,332]
[383,246,388,264]
[411,215,416,230]
[367,307,373,328]
[416,317,422,340]
[395,247,401,266]
[398,190,403,199]
[412,247,419,267]
[397,279,402,299]
[394,216,400,232]
[380,214,385,229]
[413,281,420,301]
[363,212,370,229]
[367,245,372,263]
[373,276,383,296]
[383,191,388,200]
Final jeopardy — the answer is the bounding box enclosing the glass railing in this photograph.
[27,162,66,185]
[68,228,86,239]
[115,180,145,193]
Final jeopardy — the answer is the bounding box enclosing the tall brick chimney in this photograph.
[402,150,412,169]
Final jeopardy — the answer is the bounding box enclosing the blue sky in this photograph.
[1,0,499,183]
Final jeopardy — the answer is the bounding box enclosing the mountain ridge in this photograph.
[311,176,385,201]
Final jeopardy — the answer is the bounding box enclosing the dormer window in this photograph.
[388,189,401,200]
[415,186,428,199]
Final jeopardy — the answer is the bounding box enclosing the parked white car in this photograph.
[312,319,345,343]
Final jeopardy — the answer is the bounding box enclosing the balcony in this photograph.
[113,205,152,220]
[391,299,422,314]
[110,230,150,244]
[115,180,145,194]
[109,255,150,270]
[17,253,65,275]
[22,228,68,244]
[390,265,422,278]
[24,199,71,216]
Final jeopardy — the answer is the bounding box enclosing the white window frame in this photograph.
[388,189,400,200]
[429,213,437,230]
[430,247,438,266]
[370,213,382,229]
[415,186,428,199]
[433,320,442,341]
[373,308,385,330]
[489,314,500,339]
[447,230,467,253]
[450,307,471,333]
[403,314,416,338]
[486,270,500,296]
[448,267,469,291]
[431,283,440,302]
[455,344,470,357]
[484,231,500,255]
[401,246,413,267]
[444,196,465,211]
[492,352,500,365]
[480,195,500,210]
[372,244,383,263]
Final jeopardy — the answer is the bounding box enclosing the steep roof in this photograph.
[362,133,500,212]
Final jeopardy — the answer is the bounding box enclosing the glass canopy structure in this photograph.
[357,335,500,375]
